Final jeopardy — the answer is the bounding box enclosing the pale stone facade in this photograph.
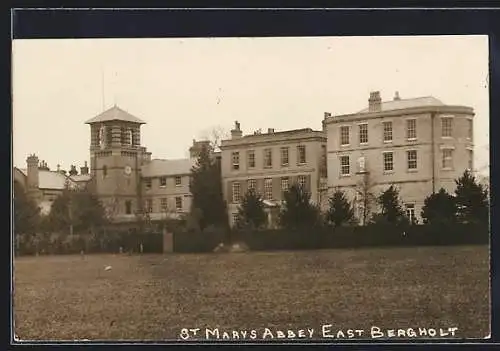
[86,106,202,222]
[324,91,475,224]
[220,122,327,228]
[17,92,479,227]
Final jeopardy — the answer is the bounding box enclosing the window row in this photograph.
[231,175,309,203]
[145,176,184,189]
[143,197,184,213]
[354,200,418,223]
[95,127,138,146]
[338,148,465,176]
[338,117,472,146]
[232,145,307,171]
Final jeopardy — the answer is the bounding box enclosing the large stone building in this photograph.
[13,156,91,214]
[220,121,328,228]
[85,105,215,222]
[16,91,479,227]
[323,91,475,223]
[16,105,208,222]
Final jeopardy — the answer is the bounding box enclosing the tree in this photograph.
[279,184,320,229]
[47,185,106,234]
[13,182,41,236]
[355,173,376,225]
[372,185,407,225]
[421,188,458,225]
[454,170,489,224]
[325,189,355,227]
[199,125,230,152]
[189,143,228,231]
[236,189,267,230]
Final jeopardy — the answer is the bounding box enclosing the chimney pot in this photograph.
[231,121,243,139]
[368,91,382,112]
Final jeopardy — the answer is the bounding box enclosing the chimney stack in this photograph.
[393,91,401,101]
[38,160,50,171]
[80,161,89,175]
[26,154,40,190]
[267,128,275,134]
[69,165,78,176]
[56,164,66,175]
[231,121,243,139]
[368,91,382,112]
[189,139,211,159]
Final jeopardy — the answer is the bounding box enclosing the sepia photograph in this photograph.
[12,34,490,342]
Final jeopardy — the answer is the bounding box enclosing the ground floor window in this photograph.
[125,200,132,214]
[232,213,239,226]
[145,199,153,213]
[405,203,416,223]
[264,178,273,200]
[160,198,168,212]
[175,197,182,211]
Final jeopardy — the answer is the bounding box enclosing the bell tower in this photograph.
[85,105,151,220]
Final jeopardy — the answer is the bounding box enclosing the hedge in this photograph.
[235,223,489,251]
[173,223,488,253]
[15,229,164,256]
[172,228,226,253]
[14,223,489,256]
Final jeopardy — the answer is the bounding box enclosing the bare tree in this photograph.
[199,125,230,152]
[354,172,377,226]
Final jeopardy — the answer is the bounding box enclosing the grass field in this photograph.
[13,246,490,341]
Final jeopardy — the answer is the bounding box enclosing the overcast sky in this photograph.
[13,35,489,175]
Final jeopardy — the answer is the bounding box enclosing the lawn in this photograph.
[13,246,490,341]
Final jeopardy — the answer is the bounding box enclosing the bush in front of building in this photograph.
[234,189,268,230]
[324,189,356,228]
[454,170,490,225]
[421,188,458,226]
[370,185,409,226]
[279,184,323,230]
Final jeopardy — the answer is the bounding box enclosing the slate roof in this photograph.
[70,174,92,182]
[357,96,444,113]
[141,158,196,178]
[85,105,146,124]
[17,168,80,190]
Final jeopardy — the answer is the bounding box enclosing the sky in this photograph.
[12,35,489,175]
